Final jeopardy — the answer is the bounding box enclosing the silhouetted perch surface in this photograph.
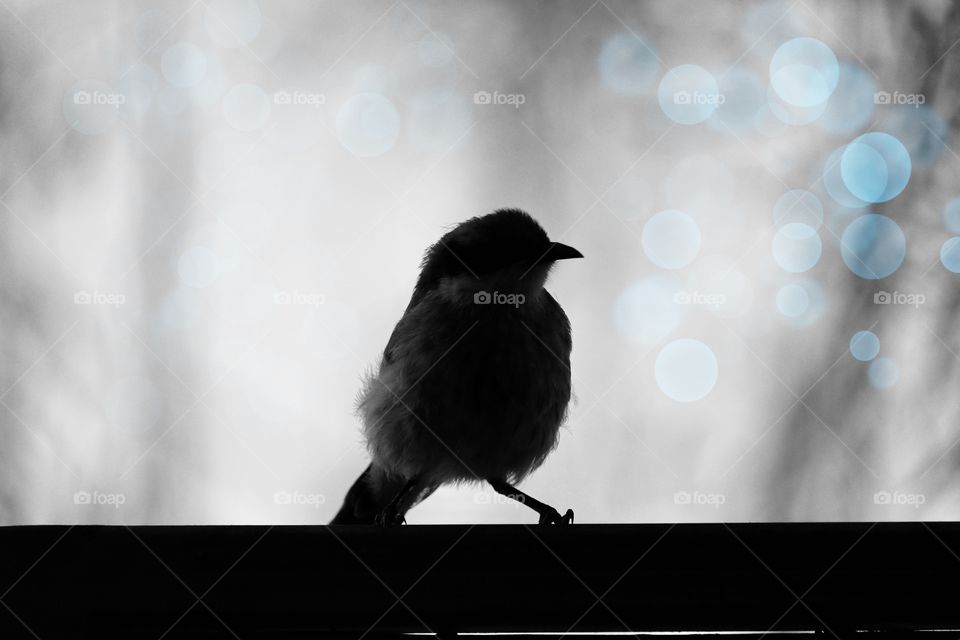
[1,523,959,638]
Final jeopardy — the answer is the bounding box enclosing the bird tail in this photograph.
[329,463,408,524]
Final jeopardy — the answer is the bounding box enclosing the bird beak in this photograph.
[539,242,583,262]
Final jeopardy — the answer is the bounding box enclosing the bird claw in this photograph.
[538,508,574,525]
[375,508,406,527]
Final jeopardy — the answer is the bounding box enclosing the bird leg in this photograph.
[488,478,574,525]
[375,474,423,527]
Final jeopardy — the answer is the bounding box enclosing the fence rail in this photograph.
[1,523,958,638]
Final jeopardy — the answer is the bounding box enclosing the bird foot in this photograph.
[375,507,406,527]
[538,508,574,525]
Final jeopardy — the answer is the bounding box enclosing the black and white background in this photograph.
[1,0,959,525]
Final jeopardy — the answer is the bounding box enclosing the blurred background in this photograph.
[1,0,959,525]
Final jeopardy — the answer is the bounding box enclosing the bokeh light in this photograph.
[774,189,823,229]
[161,42,208,88]
[818,63,875,135]
[767,83,828,126]
[944,197,960,233]
[335,92,401,157]
[868,357,899,389]
[769,37,839,107]
[116,61,161,122]
[850,330,880,361]
[775,283,809,317]
[941,237,960,273]
[711,67,764,132]
[193,56,227,108]
[655,338,719,402]
[778,279,825,326]
[658,64,721,125]
[642,210,702,269]
[18,0,960,527]
[772,223,822,272]
[823,145,866,208]
[598,32,660,95]
[614,276,685,347]
[840,132,911,203]
[840,213,906,279]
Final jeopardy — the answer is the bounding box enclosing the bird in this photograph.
[330,208,582,526]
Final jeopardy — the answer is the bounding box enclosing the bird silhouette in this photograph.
[331,209,581,525]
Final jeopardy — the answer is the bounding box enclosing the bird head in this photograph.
[413,209,582,305]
